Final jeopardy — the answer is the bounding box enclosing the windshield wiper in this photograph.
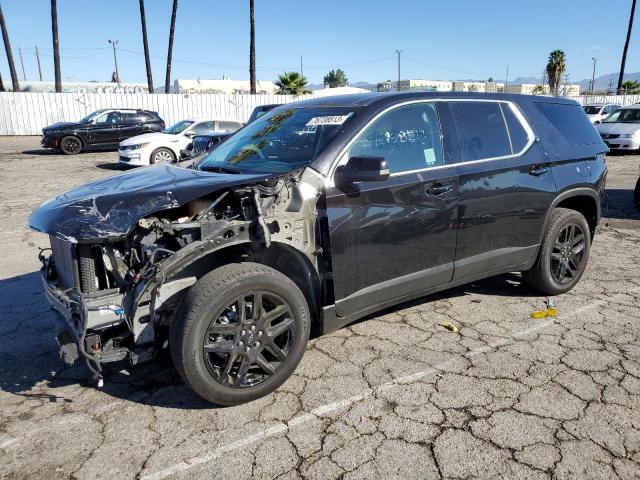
[200,165,243,174]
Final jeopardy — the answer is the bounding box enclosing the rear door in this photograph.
[445,100,556,281]
[326,101,458,316]
[118,112,144,141]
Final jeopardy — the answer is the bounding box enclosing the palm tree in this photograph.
[621,80,640,94]
[274,72,311,95]
[164,0,178,94]
[545,50,566,96]
[618,0,637,92]
[0,2,19,91]
[249,0,256,94]
[139,0,153,93]
[51,0,61,92]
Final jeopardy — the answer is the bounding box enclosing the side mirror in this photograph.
[335,156,390,184]
[184,131,196,138]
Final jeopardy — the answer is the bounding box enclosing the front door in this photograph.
[88,111,120,146]
[326,102,458,317]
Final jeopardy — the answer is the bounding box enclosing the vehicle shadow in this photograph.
[604,188,640,220]
[22,149,59,155]
[96,163,134,171]
[0,269,540,410]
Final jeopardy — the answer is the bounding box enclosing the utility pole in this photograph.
[18,47,26,81]
[35,46,42,81]
[618,0,637,92]
[108,39,120,84]
[505,65,509,91]
[395,49,402,92]
[607,79,614,95]
[300,55,303,77]
[563,73,570,96]
[590,57,597,94]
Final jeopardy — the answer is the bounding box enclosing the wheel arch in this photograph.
[61,133,85,147]
[156,240,322,330]
[551,189,600,239]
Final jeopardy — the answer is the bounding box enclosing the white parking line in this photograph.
[142,293,620,480]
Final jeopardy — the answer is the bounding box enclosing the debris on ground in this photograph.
[438,320,460,333]
[530,297,558,319]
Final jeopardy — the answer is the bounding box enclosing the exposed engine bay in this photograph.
[39,167,330,380]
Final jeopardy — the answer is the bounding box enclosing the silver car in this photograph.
[596,105,640,152]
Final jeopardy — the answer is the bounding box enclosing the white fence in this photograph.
[2,92,640,136]
[0,92,316,135]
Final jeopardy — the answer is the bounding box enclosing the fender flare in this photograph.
[538,188,601,245]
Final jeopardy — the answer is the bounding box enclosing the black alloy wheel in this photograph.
[203,291,295,388]
[549,223,586,285]
[60,135,82,155]
[522,208,591,295]
[170,263,310,405]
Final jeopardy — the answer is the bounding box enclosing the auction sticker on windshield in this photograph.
[306,115,351,126]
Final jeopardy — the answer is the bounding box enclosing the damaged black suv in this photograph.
[29,92,607,405]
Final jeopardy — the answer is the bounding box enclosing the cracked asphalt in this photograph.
[1,137,639,479]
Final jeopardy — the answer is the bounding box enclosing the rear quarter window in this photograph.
[534,102,601,145]
[500,104,530,153]
[449,102,511,161]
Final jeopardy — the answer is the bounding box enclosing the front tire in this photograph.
[170,263,310,406]
[522,208,591,295]
[150,147,175,164]
[634,177,640,209]
[60,135,83,155]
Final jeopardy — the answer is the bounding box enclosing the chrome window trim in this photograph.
[327,98,536,185]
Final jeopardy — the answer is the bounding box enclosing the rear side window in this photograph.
[450,102,511,161]
[534,103,601,145]
[119,112,139,124]
[500,104,530,153]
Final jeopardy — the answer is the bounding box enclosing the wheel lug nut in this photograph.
[256,341,261,347]
[257,331,263,337]
[250,325,256,331]
[245,346,251,352]
[238,341,244,346]
[241,329,246,336]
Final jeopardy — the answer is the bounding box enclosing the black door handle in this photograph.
[426,183,453,195]
[529,166,549,176]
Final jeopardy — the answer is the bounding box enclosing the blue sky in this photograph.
[1,0,638,86]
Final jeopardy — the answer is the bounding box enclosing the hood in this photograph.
[120,132,175,146]
[43,121,85,132]
[28,165,272,243]
[596,122,640,135]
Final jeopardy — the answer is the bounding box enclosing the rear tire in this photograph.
[170,263,310,406]
[522,208,591,295]
[634,178,640,209]
[150,147,175,164]
[60,136,82,155]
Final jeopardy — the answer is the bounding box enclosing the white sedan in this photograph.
[118,117,242,166]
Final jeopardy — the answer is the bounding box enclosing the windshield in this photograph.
[79,110,105,123]
[196,107,355,174]
[165,120,194,134]
[583,106,602,115]
[603,108,640,124]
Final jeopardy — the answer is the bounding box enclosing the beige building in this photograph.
[505,84,581,96]
[399,79,453,92]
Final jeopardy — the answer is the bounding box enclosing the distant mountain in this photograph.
[511,76,541,85]
[579,72,640,91]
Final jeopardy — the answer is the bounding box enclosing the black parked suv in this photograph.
[29,92,607,405]
[41,108,165,154]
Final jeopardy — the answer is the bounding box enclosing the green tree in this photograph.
[621,80,640,94]
[531,85,546,95]
[323,69,348,88]
[274,72,311,95]
[546,49,566,96]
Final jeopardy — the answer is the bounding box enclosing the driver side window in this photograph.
[348,102,443,174]
[95,111,120,125]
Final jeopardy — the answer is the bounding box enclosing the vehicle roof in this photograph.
[182,117,242,123]
[619,104,640,109]
[282,91,581,110]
